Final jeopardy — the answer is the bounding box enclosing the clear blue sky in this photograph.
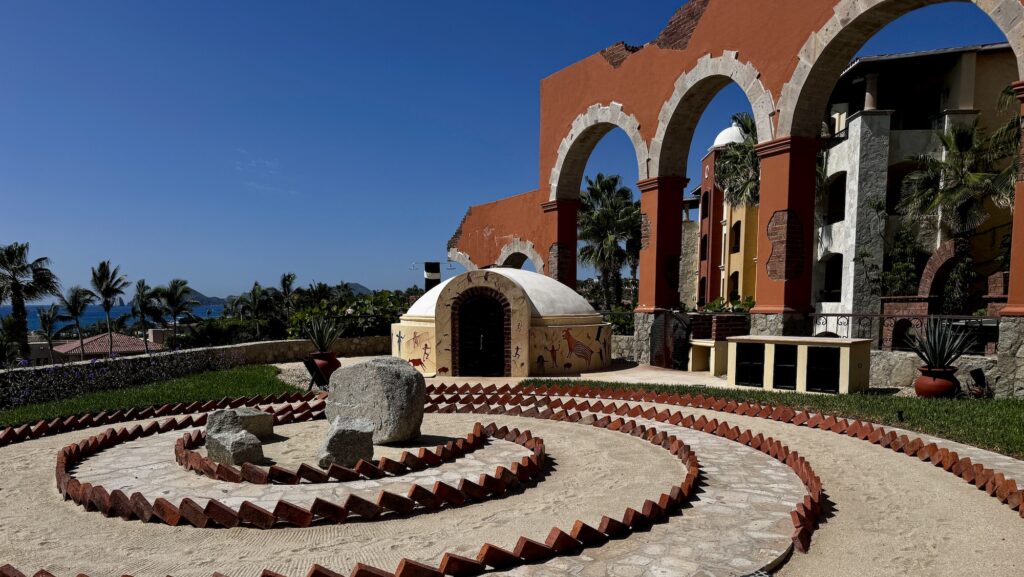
[0,1,1008,298]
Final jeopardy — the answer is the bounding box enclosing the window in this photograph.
[825,173,846,225]
[699,235,708,261]
[728,271,740,302]
[820,254,844,303]
[730,220,742,254]
[700,192,710,220]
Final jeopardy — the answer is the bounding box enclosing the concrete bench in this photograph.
[688,339,728,377]
[726,335,871,394]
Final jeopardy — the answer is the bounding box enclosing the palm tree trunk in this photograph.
[10,287,29,359]
[46,338,53,364]
[142,321,150,354]
[105,310,113,357]
[76,320,85,361]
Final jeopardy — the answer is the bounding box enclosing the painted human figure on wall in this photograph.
[395,331,404,352]
[422,342,431,361]
[546,343,560,365]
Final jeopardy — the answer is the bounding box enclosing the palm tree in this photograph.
[279,272,297,318]
[89,260,130,357]
[58,286,97,361]
[131,279,162,353]
[989,85,1021,211]
[36,304,61,364]
[900,122,1002,313]
[578,173,638,310]
[156,278,199,339]
[0,324,18,367]
[715,113,760,207]
[236,282,269,338]
[0,243,61,358]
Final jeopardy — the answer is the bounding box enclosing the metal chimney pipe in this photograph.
[424,262,441,292]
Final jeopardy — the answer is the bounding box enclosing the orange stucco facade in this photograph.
[449,0,1024,320]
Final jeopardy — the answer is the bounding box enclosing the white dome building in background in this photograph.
[392,268,612,378]
[711,121,746,150]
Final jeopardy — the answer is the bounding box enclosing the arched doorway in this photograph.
[452,288,510,377]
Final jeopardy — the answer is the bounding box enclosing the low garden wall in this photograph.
[0,336,390,410]
[611,335,635,362]
[869,350,996,391]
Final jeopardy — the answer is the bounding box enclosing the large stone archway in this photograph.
[777,0,1024,139]
[496,237,545,273]
[548,102,650,201]
[649,52,775,179]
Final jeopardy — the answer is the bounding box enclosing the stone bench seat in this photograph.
[726,336,872,394]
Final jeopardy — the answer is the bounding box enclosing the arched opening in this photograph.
[697,277,707,307]
[730,220,742,254]
[728,271,740,302]
[885,161,922,214]
[820,253,845,303]
[892,318,916,351]
[699,234,708,261]
[453,290,510,377]
[824,172,847,225]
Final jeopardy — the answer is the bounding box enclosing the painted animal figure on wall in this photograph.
[437,366,449,375]
[408,358,425,371]
[562,329,594,367]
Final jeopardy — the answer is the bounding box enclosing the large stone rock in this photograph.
[207,407,274,440]
[326,356,426,443]
[206,430,264,466]
[317,417,374,469]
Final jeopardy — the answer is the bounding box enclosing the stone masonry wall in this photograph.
[870,350,996,391]
[611,335,635,362]
[678,220,700,309]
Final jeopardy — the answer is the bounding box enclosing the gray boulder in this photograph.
[206,430,264,466]
[317,417,374,469]
[207,407,274,440]
[326,356,426,443]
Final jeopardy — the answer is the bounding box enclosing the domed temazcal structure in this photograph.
[392,269,612,378]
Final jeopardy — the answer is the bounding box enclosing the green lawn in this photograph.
[523,378,1024,459]
[0,365,294,427]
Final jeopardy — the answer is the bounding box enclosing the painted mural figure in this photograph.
[395,331,404,352]
[562,329,594,367]
[535,356,547,374]
[513,345,521,359]
[422,342,431,361]
[546,343,560,365]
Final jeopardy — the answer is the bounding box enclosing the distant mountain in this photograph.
[186,289,228,306]
[344,282,372,296]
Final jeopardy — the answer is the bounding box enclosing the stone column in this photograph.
[994,81,1024,398]
[864,73,879,111]
[634,176,687,368]
[636,176,688,312]
[750,137,820,336]
[541,199,579,289]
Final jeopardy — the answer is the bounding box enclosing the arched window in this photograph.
[698,277,707,307]
[699,234,708,261]
[730,220,742,254]
[700,192,710,220]
[728,271,740,302]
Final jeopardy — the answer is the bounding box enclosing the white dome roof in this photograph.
[404,268,599,318]
[711,121,746,149]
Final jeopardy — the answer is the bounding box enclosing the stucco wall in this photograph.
[530,324,612,376]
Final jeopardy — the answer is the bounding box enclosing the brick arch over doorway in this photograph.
[448,0,1024,331]
[449,286,512,377]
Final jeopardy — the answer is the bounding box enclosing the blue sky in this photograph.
[0,1,1008,298]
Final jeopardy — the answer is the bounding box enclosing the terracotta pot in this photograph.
[914,367,959,398]
[309,351,341,381]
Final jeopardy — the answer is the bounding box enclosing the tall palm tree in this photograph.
[0,242,61,358]
[236,282,269,338]
[89,260,130,357]
[715,113,760,207]
[578,173,638,310]
[279,272,297,318]
[0,324,18,367]
[900,123,1002,313]
[36,304,61,364]
[989,85,1021,211]
[156,278,199,339]
[58,286,97,361]
[131,279,162,353]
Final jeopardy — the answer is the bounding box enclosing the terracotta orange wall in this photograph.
[454,189,553,270]
[537,0,838,192]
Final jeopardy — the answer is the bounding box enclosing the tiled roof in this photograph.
[52,332,165,355]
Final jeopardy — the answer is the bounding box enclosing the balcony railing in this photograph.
[808,313,999,355]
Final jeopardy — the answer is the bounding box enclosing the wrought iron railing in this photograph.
[808,313,999,355]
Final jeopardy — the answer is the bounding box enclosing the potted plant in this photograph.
[304,315,342,380]
[907,319,974,398]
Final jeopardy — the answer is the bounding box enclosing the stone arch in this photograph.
[446,248,478,272]
[777,0,1024,139]
[649,52,775,178]
[434,270,532,378]
[548,102,650,200]
[496,237,545,272]
[918,239,957,297]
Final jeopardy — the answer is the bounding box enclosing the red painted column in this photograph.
[750,137,820,321]
[636,176,689,312]
[1001,81,1024,317]
[541,199,579,289]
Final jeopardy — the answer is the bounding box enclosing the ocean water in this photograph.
[0,304,224,332]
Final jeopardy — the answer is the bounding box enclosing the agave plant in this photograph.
[907,318,974,370]
[303,315,342,353]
